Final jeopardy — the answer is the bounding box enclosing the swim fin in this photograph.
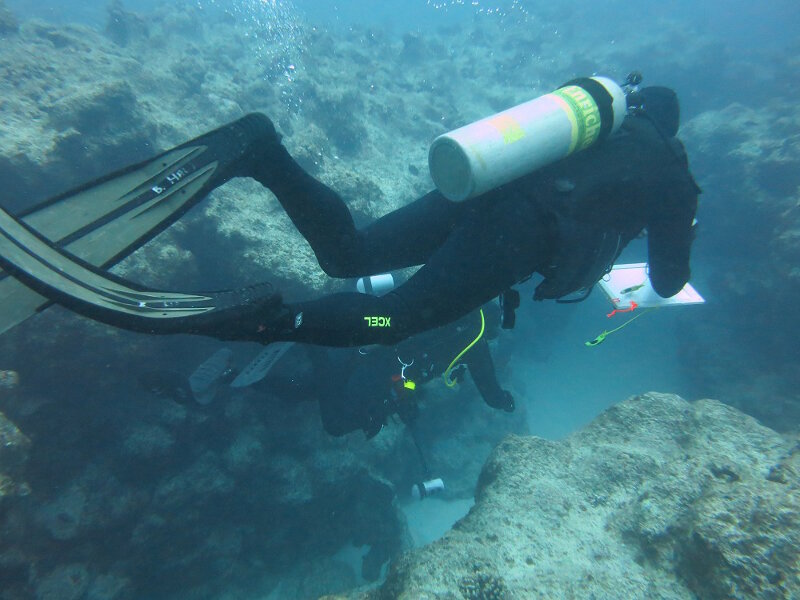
[0,203,283,339]
[189,348,234,405]
[0,113,279,335]
[230,342,294,388]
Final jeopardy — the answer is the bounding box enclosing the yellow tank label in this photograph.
[552,85,602,153]
[487,114,526,144]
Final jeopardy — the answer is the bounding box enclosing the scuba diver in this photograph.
[0,73,699,348]
[143,302,512,439]
[258,302,512,439]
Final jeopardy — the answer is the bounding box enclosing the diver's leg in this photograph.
[355,191,465,274]
[168,111,464,275]
[269,194,554,346]
[247,135,465,276]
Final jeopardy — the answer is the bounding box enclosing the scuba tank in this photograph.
[428,76,627,202]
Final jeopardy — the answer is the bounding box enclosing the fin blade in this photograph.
[0,205,216,322]
[230,342,294,388]
[21,145,206,242]
[189,348,233,405]
[57,160,218,267]
[0,278,49,334]
[0,146,219,334]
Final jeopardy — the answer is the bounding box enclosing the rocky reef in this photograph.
[2,388,796,598]
[367,393,799,600]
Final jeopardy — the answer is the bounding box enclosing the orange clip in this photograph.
[607,301,638,318]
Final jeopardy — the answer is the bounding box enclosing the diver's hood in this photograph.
[636,86,680,137]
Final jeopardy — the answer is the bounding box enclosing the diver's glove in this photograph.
[486,390,515,413]
[362,410,384,440]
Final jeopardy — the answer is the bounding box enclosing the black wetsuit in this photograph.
[259,305,511,438]
[224,107,698,347]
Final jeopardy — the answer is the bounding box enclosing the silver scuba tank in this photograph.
[428,76,627,202]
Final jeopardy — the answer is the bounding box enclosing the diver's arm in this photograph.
[646,167,699,298]
[463,338,514,412]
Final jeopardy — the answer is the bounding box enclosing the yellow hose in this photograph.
[443,309,485,387]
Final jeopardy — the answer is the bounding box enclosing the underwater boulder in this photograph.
[370,392,799,599]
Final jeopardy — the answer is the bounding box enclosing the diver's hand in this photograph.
[486,389,515,412]
[499,390,515,412]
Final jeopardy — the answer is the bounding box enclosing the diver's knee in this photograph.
[236,112,281,144]
[318,258,349,279]
[317,249,363,279]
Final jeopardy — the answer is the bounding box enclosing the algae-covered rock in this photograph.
[105,0,149,47]
[0,0,18,35]
[372,393,799,599]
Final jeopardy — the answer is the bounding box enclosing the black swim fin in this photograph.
[0,203,282,341]
[0,113,279,335]
[0,202,284,340]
